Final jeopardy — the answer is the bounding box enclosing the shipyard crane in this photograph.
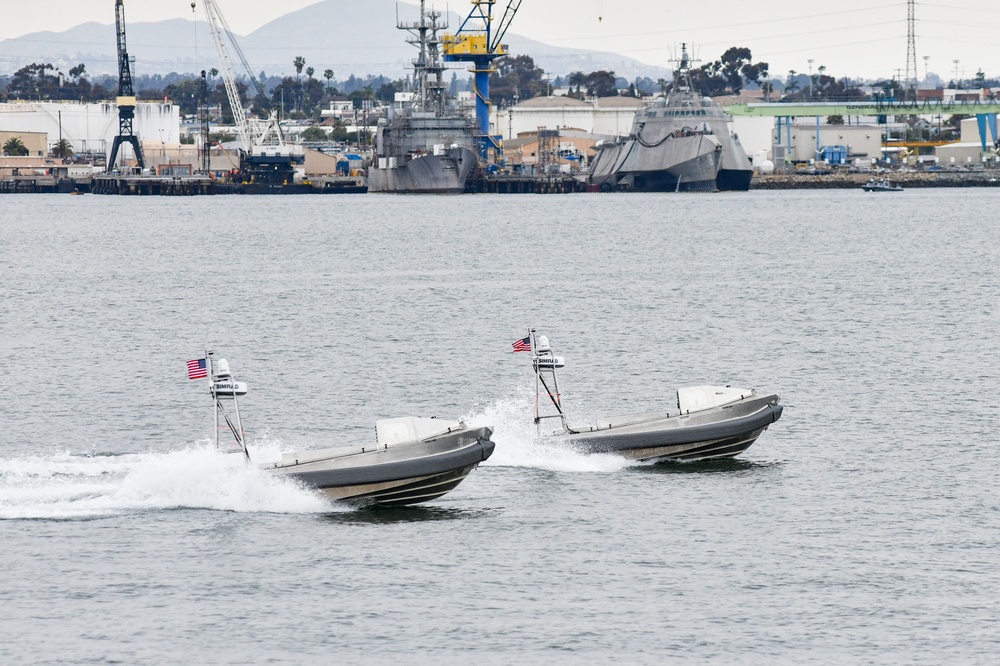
[201,0,281,154]
[442,0,523,161]
[199,0,301,183]
[107,0,145,172]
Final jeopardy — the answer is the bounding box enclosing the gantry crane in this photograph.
[107,0,145,172]
[442,0,523,161]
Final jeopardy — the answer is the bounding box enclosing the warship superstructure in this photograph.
[368,0,479,194]
[588,44,753,192]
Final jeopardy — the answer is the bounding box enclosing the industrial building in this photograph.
[770,122,884,165]
[934,117,1000,166]
[0,101,179,165]
[492,95,644,141]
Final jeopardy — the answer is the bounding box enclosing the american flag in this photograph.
[511,336,531,353]
[187,358,208,380]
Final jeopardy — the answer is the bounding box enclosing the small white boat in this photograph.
[201,354,495,505]
[862,178,903,192]
[519,331,783,462]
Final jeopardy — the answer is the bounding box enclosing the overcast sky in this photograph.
[1,1,997,81]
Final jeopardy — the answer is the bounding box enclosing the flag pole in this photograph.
[207,349,217,451]
[530,328,539,425]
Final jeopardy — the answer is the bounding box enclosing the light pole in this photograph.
[807,59,814,98]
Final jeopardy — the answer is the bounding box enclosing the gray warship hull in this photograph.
[368,3,480,195]
[590,133,723,192]
[368,145,478,194]
[588,46,753,193]
[588,106,753,192]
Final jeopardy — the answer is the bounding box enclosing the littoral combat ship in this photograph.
[368,0,479,194]
[588,44,753,192]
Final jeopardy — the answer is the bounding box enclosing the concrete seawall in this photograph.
[752,172,1000,189]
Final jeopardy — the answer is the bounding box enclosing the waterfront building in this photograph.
[0,130,47,156]
[0,100,179,165]
[502,128,597,172]
[493,95,644,141]
[934,117,1000,166]
[771,123,883,166]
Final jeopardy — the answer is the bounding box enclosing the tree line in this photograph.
[3,48,996,120]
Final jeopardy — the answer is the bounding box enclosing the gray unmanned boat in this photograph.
[588,43,753,192]
[368,0,479,194]
[202,354,495,505]
[518,331,782,462]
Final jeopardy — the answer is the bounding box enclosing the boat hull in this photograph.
[308,464,482,505]
[554,394,782,463]
[862,185,902,192]
[587,86,753,192]
[266,427,495,506]
[368,147,478,194]
[590,135,722,192]
[716,168,753,192]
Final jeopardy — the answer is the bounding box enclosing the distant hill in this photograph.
[0,0,668,83]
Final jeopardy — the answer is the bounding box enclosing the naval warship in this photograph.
[367,0,479,194]
[588,44,753,192]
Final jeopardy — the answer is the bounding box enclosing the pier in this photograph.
[479,173,586,194]
[91,174,215,195]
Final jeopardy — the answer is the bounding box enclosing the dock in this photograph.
[478,173,586,194]
[5,170,1000,195]
[91,174,215,195]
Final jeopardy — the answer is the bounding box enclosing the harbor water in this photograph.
[2,190,998,664]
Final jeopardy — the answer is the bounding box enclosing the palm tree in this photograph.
[568,71,586,97]
[305,66,315,80]
[3,136,28,156]
[324,69,334,94]
[51,138,74,159]
[293,56,306,82]
[784,70,800,97]
[816,65,827,97]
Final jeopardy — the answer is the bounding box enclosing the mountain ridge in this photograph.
[0,0,669,83]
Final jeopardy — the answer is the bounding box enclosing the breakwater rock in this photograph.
[751,172,1000,189]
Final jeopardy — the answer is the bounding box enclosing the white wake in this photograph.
[462,384,635,474]
[0,439,336,520]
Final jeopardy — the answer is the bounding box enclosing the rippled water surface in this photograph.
[2,190,998,664]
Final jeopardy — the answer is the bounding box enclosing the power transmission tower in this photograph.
[905,0,918,99]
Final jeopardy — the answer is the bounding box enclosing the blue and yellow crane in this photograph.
[442,0,523,162]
